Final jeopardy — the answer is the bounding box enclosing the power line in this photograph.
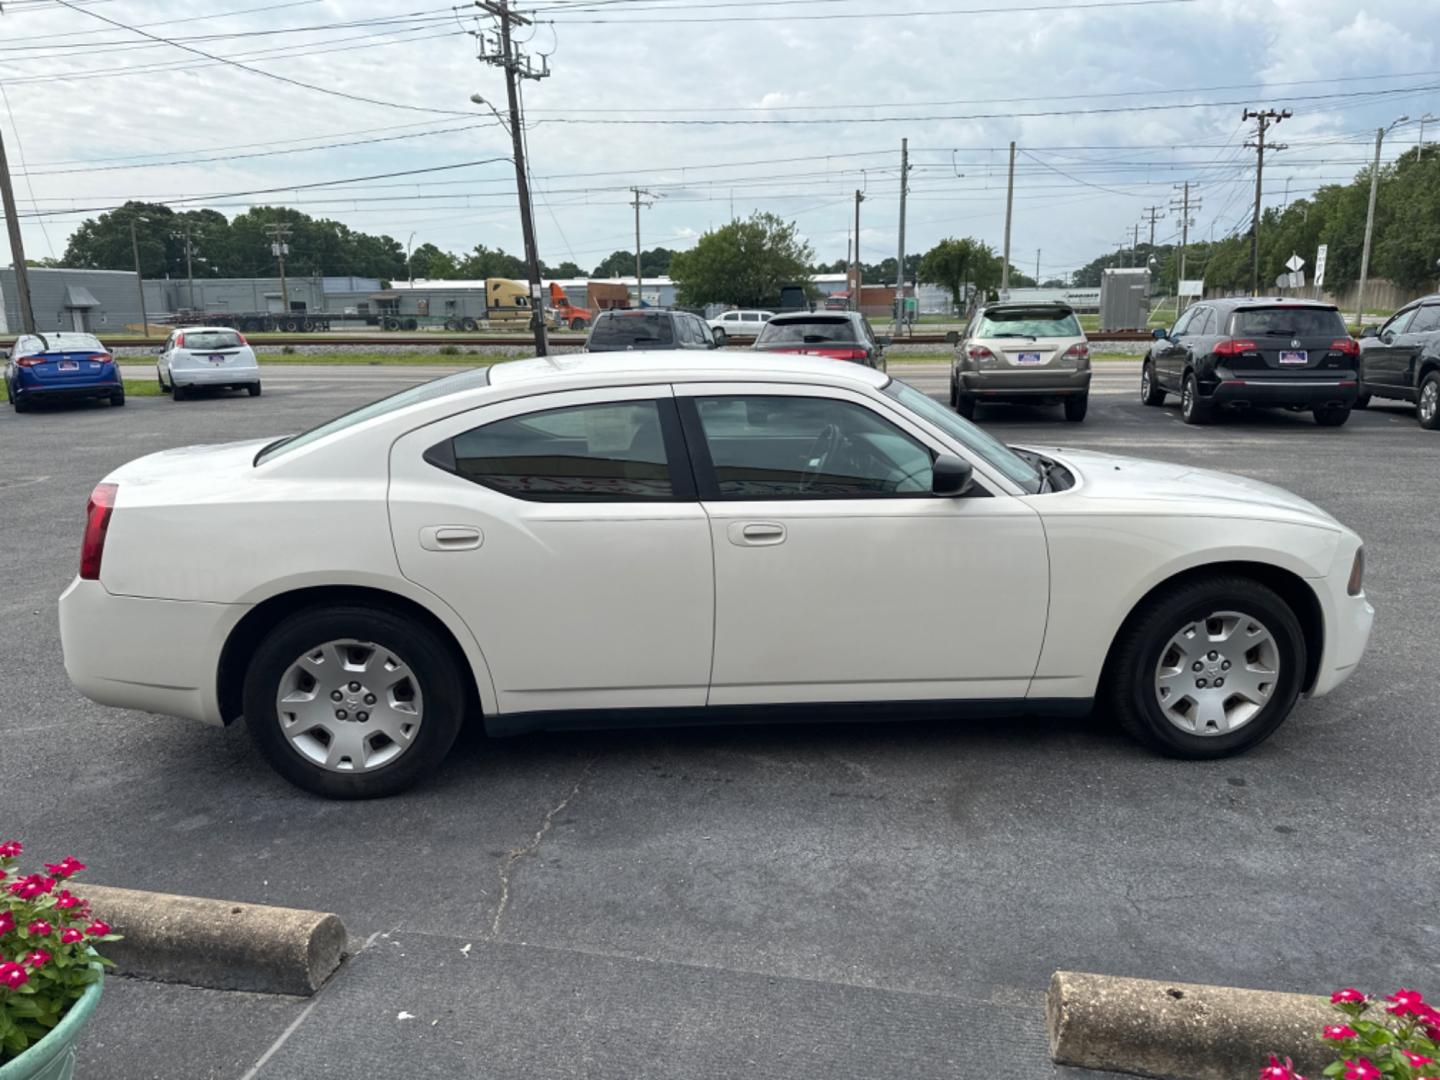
[537,0,1197,20]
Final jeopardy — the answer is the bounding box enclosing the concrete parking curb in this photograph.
[1046,971,1334,1080]
[79,884,347,996]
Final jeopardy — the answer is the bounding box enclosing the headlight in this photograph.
[1347,547,1365,596]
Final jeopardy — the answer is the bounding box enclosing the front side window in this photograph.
[1382,308,1417,336]
[693,395,933,498]
[447,400,674,501]
[882,379,1042,494]
[1171,307,1198,338]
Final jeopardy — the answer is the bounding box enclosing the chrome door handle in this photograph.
[419,525,483,552]
[728,521,786,546]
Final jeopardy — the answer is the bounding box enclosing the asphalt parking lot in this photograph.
[2,360,1436,1079]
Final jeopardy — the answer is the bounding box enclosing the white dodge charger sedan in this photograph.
[60,354,1373,798]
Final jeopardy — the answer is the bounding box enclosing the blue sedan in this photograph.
[4,332,124,411]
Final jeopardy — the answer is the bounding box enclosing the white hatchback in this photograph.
[60,354,1373,798]
[157,326,261,400]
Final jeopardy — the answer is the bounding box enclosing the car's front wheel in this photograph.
[713,328,727,347]
[157,366,171,393]
[1106,575,1305,758]
[243,606,467,798]
[1140,361,1165,405]
[1418,371,1440,430]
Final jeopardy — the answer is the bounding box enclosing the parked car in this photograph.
[60,354,1372,798]
[584,309,719,352]
[752,311,888,369]
[947,301,1091,422]
[1356,294,1440,428]
[1142,298,1359,426]
[3,332,122,411]
[157,327,261,400]
[707,309,774,345]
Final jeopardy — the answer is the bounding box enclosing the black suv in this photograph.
[585,309,719,352]
[1141,298,1359,426]
[1357,294,1440,429]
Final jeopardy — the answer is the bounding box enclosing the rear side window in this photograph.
[975,308,1081,338]
[741,312,760,322]
[182,330,244,350]
[756,318,859,344]
[1405,306,1440,334]
[590,313,674,347]
[1230,307,1348,337]
[446,400,675,501]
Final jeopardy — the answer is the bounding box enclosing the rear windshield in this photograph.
[1229,307,1348,337]
[17,333,104,356]
[589,313,674,347]
[975,309,1081,339]
[256,367,491,464]
[183,330,244,350]
[757,318,861,344]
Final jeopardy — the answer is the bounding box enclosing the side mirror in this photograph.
[944,330,960,345]
[876,335,892,347]
[1151,327,1168,340]
[1359,325,1379,339]
[156,344,166,354]
[932,454,974,497]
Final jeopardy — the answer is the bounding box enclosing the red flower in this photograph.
[1386,989,1426,1016]
[84,919,111,938]
[0,911,13,935]
[26,920,53,937]
[1343,1059,1381,1080]
[54,889,81,910]
[59,928,84,944]
[1322,1025,1358,1040]
[8,873,56,900]
[44,857,86,879]
[0,869,7,881]
[0,840,22,859]
[1331,988,1367,1005]
[1404,1052,1437,1068]
[0,962,29,990]
[1260,1055,1295,1080]
[23,949,50,969]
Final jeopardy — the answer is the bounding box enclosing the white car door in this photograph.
[674,383,1049,706]
[387,385,715,716]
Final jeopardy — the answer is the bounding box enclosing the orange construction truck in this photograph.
[548,281,632,331]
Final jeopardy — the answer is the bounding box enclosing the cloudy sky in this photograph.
[2,0,1438,281]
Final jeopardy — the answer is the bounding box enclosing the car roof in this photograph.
[981,301,1074,313]
[176,326,245,333]
[1398,293,1440,310]
[767,310,856,322]
[488,350,888,390]
[1205,297,1339,310]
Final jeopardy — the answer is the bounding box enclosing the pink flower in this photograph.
[44,857,85,879]
[26,920,53,937]
[0,962,28,990]
[23,950,50,969]
[0,911,13,935]
[54,890,81,910]
[84,919,111,938]
[1260,1055,1295,1080]
[1404,1052,1437,1068]
[1322,1025,1358,1040]
[1386,989,1426,1016]
[1331,988,1367,1005]
[0,869,7,881]
[59,928,84,944]
[0,840,22,859]
[8,873,56,900]
[1343,1059,1381,1080]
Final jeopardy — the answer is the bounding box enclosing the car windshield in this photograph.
[183,330,244,350]
[256,367,491,464]
[1230,307,1348,337]
[21,333,104,356]
[882,379,1042,494]
[589,313,674,347]
[757,318,860,344]
[976,309,1081,339]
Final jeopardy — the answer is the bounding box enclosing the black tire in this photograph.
[13,392,30,413]
[1418,371,1440,430]
[248,382,262,397]
[1106,575,1306,759]
[1140,361,1165,405]
[713,328,728,347]
[1353,390,1370,409]
[404,318,418,331]
[956,393,976,420]
[157,366,171,393]
[243,606,468,798]
[462,317,478,332]
[1314,405,1350,427]
[172,384,188,401]
[1063,394,1088,422]
[1181,371,1212,425]
[110,391,125,407]
[948,373,959,407]
[282,318,300,333]
[569,318,586,332]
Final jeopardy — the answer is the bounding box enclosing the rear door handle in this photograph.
[419,525,483,552]
[728,521,786,546]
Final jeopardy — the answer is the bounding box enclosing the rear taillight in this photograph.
[175,332,185,347]
[967,345,995,361]
[1348,547,1365,596]
[237,333,248,346]
[1330,338,1360,357]
[80,482,118,581]
[15,355,44,367]
[1213,339,1258,357]
[1062,343,1090,363]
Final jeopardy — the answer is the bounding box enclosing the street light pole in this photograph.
[1356,116,1409,329]
[406,231,416,287]
[129,217,149,338]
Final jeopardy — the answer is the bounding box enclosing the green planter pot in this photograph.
[0,971,103,1080]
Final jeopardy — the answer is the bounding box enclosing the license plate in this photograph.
[1279,350,1308,365]
[58,360,79,371]
[208,354,228,364]
[1016,352,1043,365]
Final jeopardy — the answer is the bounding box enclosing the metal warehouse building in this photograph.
[1,267,144,334]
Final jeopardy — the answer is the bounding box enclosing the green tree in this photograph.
[459,244,527,279]
[918,238,984,312]
[408,243,460,280]
[545,260,585,278]
[62,201,177,277]
[591,247,675,278]
[669,212,814,307]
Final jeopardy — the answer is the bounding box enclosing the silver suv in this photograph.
[948,302,1092,422]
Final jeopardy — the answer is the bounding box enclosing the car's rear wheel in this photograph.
[1181,372,1212,425]
[948,373,959,407]
[248,382,262,397]
[1314,405,1350,427]
[12,392,29,413]
[1354,389,1370,409]
[1140,361,1165,405]
[1063,394,1088,422]
[1417,372,1440,430]
[110,391,125,407]
[244,606,467,798]
[955,393,976,420]
[1106,575,1305,758]
[172,384,188,401]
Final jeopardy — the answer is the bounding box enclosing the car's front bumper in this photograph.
[1207,371,1358,409]
[59,577,246,726]
[959,367,1091,399]
[171,366,260,387]
[1309,540,1374,697]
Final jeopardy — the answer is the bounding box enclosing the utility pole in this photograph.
[180,223,196,310]
[851,188,864,312]
[1141,204,1165,248]
[1170,181,1201,312]
[630,187,658,308]
[475,0,551,355]
[0,130,37,335]
[129,217,150,338]
[1242,107,1291,296]
[893,137,908,335]
[1356,117,1410,330]
[1035,248,1040,283]
[263,222,292,314]
[1001,140,1015,293]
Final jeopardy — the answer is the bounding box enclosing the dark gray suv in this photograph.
[585,309,720,352]
[1357,294,1440,429]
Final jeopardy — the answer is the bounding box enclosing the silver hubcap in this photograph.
[1141,368,1151,398]
[275,639,424,773]
[1421,381,1438,422]
[1183,383,1193,413]
[1154,611,1279,736]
